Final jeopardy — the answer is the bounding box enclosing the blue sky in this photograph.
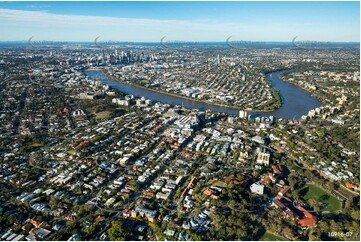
[0,1,359,42]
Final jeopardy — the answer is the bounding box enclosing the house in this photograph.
[118,157,129,166]
[50,208,64,217]
[12,235,25,241]
[278,185,291,197]
[34,228,51,239]
[135,225,147,233]
[79,92,95,100]
[52,223,63,232]
[156,191,171,200]
[260,173,276,184]
[178,231,186,240]
[25,234,37,241]
[122,209,132,217]
[29,219,41,228]
[295,206,317,227]
[252,136,265,145]
[272,164,284,174]
[345,182,360,191]
[67,233,80,241]
[298,217,317,227]
[135,235,144,240]
[22,222,33,231]
[272,198,299,220]
[250,182,264,195]
[132,206,157,223]
[203,188,220,199]
[64,215,76,221]
[164,229,176,237]
[3,233,17,241]
[203,188,214,196]
[143,190,155,197]
[112,98,130,106]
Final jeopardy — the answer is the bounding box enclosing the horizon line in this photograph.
[0,40,360,43]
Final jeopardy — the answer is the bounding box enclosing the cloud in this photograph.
[27,4,51,10]
[0,8,262,41]
[0,8,357,42]
[1,10,232,30]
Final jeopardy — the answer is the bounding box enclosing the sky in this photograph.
[0,1,359,42]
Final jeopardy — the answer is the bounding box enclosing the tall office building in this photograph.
[102,50,106,65]
[239,110,248,119]
[256,148,270,166]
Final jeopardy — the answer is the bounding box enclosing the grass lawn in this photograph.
[67,149,77,155]
[260,232,287,241]
[95,111,111,119]
[298,184,341,212]
[210,181,228,188]
[139,79,150,85]
[31,143,43,147]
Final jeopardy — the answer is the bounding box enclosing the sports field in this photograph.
[298,184,341,212]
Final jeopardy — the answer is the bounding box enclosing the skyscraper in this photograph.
[239,110,248,119]
[102,49,106,65]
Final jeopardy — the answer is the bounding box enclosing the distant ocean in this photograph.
[0,41,359,48]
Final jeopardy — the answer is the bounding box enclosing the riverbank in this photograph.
[85,69,321,119]
[102,70,281,113]
[279,72,327,108]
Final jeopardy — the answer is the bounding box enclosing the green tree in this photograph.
[308,198,320,212]
[84,223,98,236]
[309,232,320,241]
[350,209,360,221]
[108,221,131,241]
[288,175,298,190]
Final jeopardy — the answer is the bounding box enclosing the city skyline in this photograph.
[0,1,359,42]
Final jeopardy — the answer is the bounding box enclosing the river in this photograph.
[85,69,321,120]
